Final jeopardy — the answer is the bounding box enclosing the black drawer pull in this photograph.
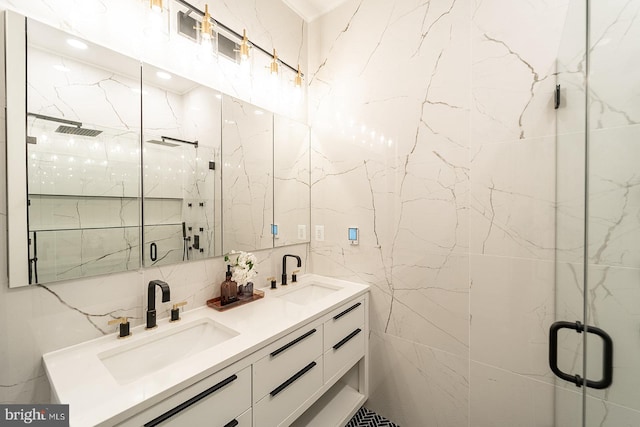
[224,419,239,427]
[270,361,317,397]
[144,374,238,426]
[333,302,361,320]
[333,328,362,350]
[270,329,316,358]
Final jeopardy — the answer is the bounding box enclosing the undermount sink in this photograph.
[99,318,239,384]
[277,282,339,305]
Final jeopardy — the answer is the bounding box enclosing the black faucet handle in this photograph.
[170,301,187,322]
[108,317,131,338]
[292,270,300,283]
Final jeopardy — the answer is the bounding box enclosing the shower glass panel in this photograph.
[584,0,640,425]
[554,0,640,425]
[141,64,222,266]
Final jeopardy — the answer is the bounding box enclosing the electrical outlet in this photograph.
[315,225,324,241]
[298,225,307,240]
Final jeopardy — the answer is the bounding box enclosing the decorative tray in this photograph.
[206,289,265,311]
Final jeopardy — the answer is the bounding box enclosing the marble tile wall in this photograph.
[0,0,309,404]
[273,116,311,247]
[221,95,274,253]
[305,0,605,425]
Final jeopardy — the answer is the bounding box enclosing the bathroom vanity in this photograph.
[43,275,369,427]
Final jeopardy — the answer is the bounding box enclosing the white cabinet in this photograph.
[253,322,323,402]
[254,356,324,427]
[323,300,366,383]
[117,364,251,427]
[323,301,365,352]
[115,295,368,427]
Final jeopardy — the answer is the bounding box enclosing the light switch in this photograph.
[315,225,324,241]
[298,225,307,240]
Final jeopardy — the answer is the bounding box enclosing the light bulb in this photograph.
[201,4,213,42]
[294,64,303,89]
[239,29,250,61]
[150,0,163,14]
[270,49,279,76]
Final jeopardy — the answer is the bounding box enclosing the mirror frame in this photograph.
[6,11,30,287]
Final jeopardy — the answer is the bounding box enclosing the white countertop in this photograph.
[42,274,369,427]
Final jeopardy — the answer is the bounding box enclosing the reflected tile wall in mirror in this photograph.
[142,65,222,266]
[222,95,274,253]
[274,115,310,247]
[26,18,142,284]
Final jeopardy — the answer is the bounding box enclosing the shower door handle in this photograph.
[150,243,158,262]
[549,320,613,389]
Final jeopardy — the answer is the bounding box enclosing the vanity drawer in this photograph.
[118,365,251,427]
[229,407,252,427]
[324,299,365,352]
[254,356,323,427]
[324,327,365,383]
[253,324,322,402]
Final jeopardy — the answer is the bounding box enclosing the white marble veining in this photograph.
[470,255,555,383]
[470,362,556,427]
[368,331,469,427]
[274,116,311,247]
[306,0,579,424]
[221,95,274,253]
[43,274,368,426]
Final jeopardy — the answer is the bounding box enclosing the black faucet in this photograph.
[147,280,170,329]
[282,254,301,285]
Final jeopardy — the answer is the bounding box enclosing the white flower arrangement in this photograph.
[224,250,258,284]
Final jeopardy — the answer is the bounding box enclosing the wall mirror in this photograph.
[6,13,310,288]
[222,95,274,253]
[141,64,222,267]
[273,115,310,247]
[22,16,142,284]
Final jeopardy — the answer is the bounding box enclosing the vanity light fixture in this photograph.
[238,29,250,61]
[199,4,214,46]
[149,0,163,13]
[294,64,303,88]
[144,0,170,41]
[270,49,279,76]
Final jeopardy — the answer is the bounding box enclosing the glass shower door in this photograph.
[554,0,640,425]
[583,0,640,425]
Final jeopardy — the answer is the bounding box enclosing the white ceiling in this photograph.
[282,0,350,21]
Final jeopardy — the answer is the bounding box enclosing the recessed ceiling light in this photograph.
[254,110,264,115]
[67,39,88,50]
[53,64,70,72]
[156,71,172,80]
